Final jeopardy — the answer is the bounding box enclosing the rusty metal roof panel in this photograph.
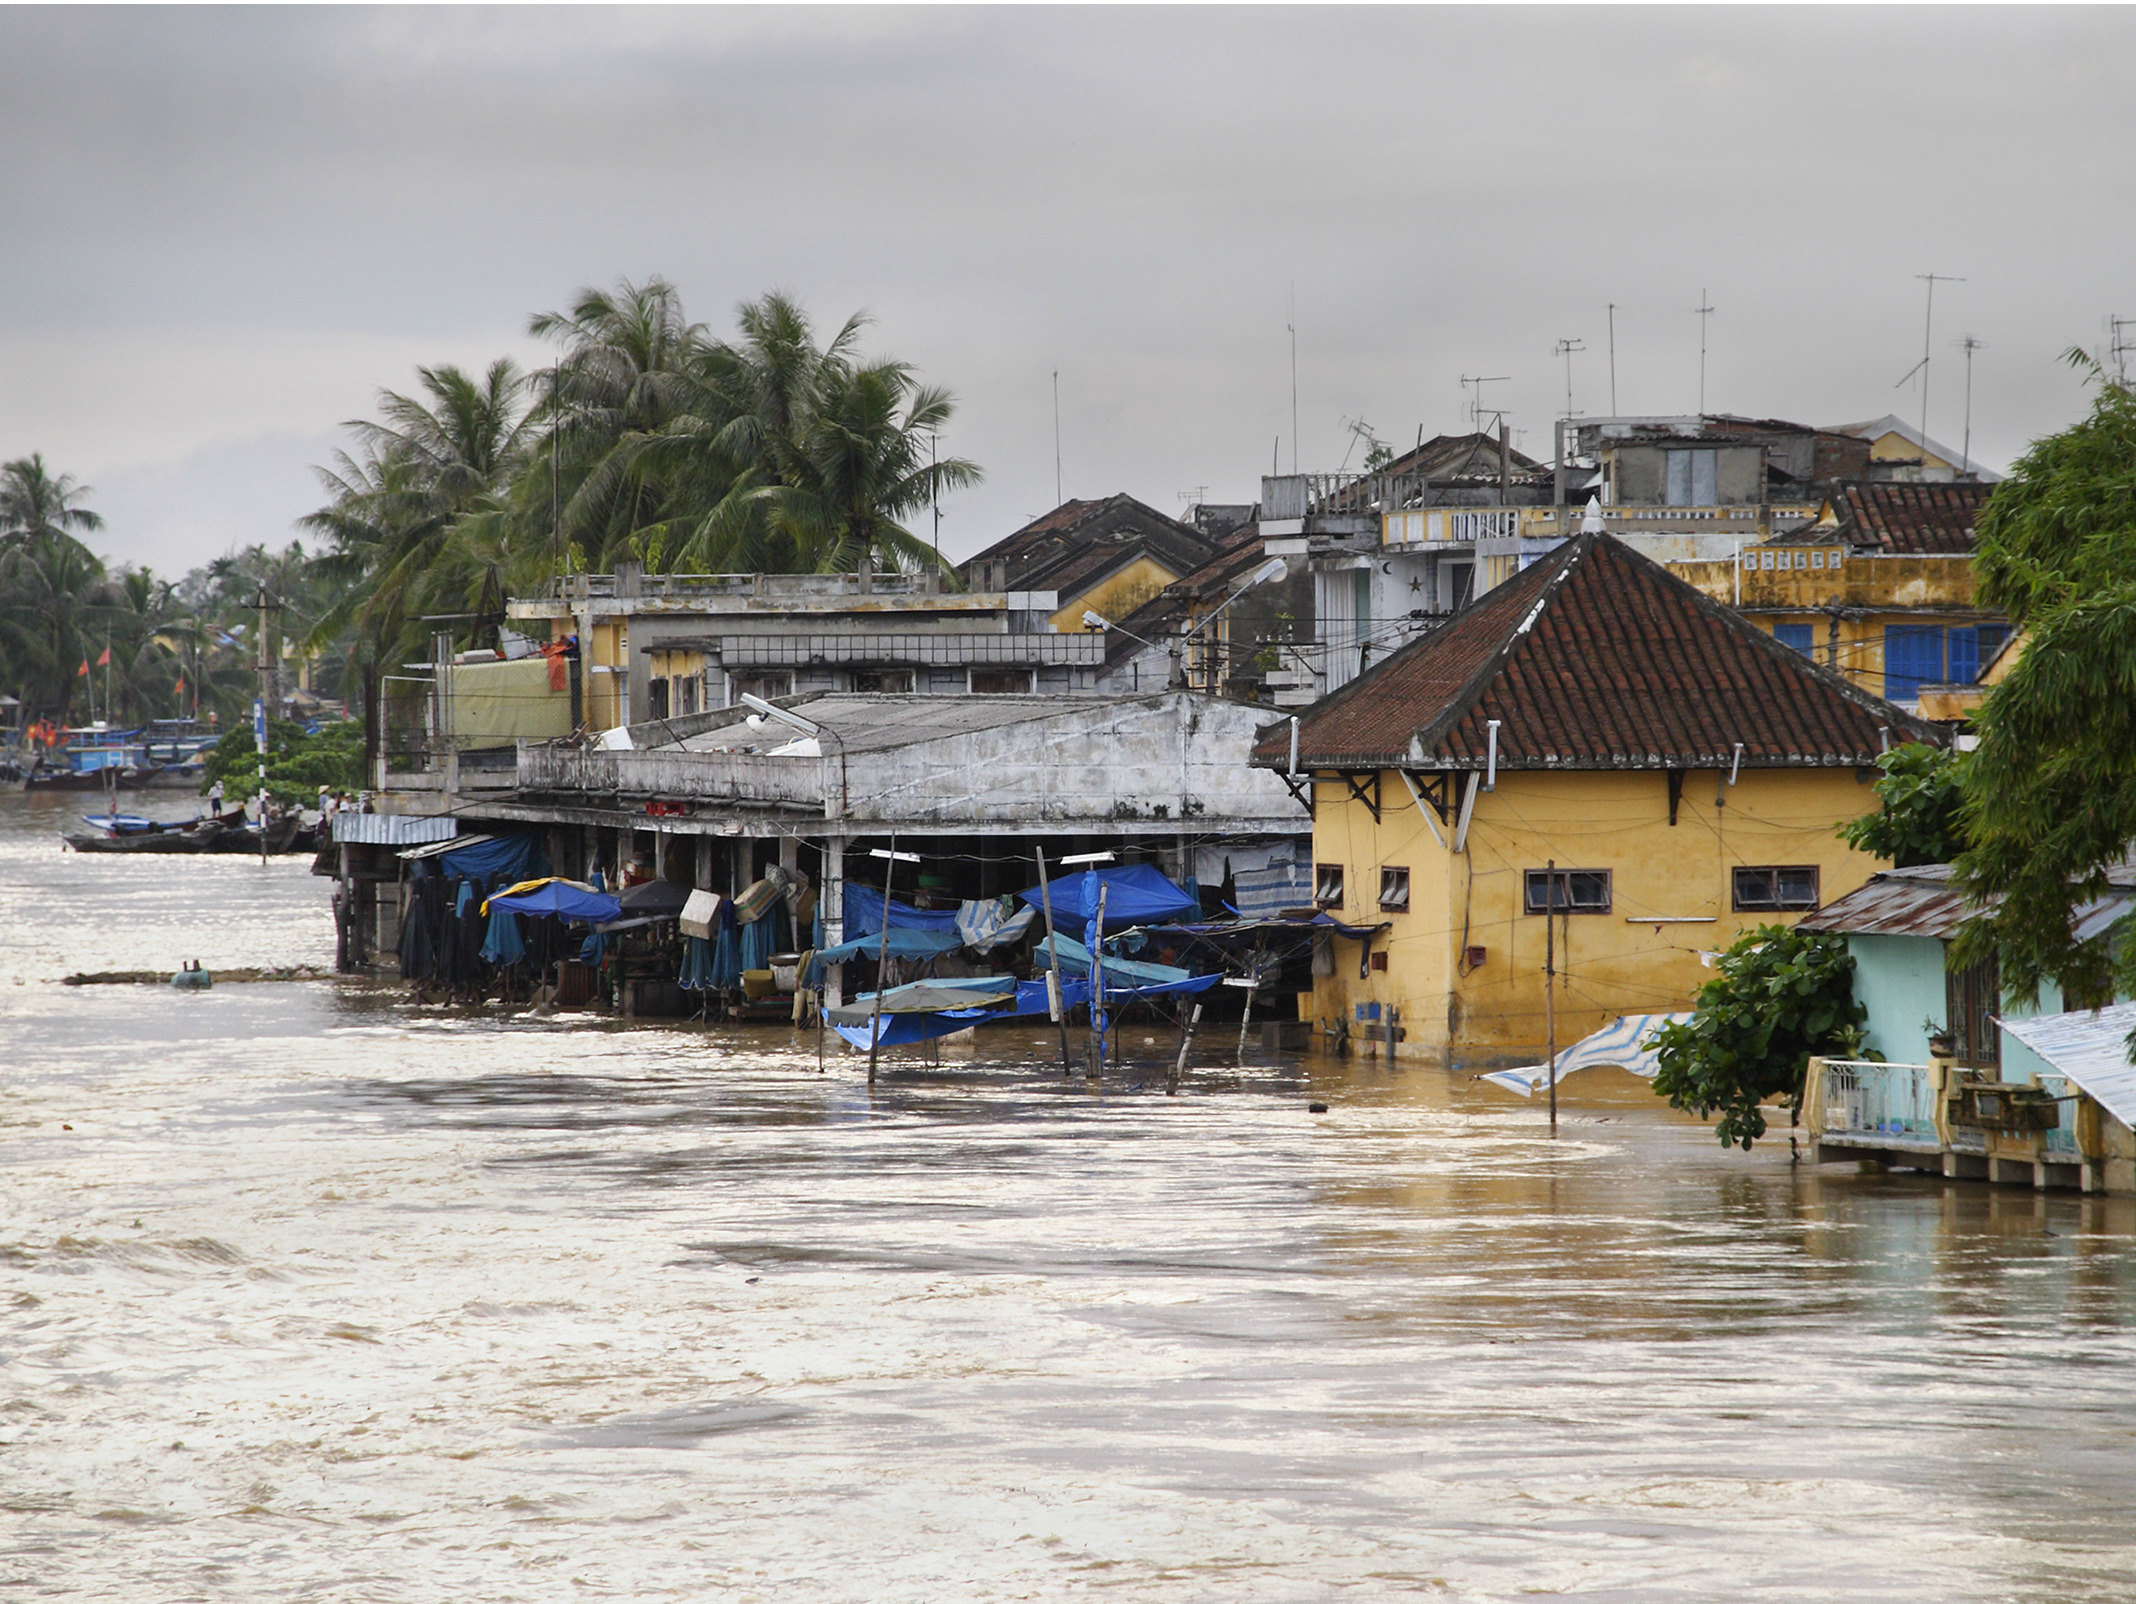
[1796,870,1974,938]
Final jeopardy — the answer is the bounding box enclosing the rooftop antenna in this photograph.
[1460,374,1510,433]
[1337,417,1379,474]
[2109,314,2135,386]
[1606,302,1618,415]
[1895,272,1964,464]
[930,431,941,561]
[1052,370,1062,506]
[1955,335,1985,477]
[1554,337,1586,425]
[1693,289,1715,415]
[1287,283,1299,475]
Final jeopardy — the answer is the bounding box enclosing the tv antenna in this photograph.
[1338,417,1382,473]
[1052,369,1062,506]
[1954,336,1985,477]
[1177,486,1209,509]
[1606,303,1618,415]
[1693,290,1715,415]
[1894,273,1964,464]
[2109,314,2135,385]
[1461,374,1510,432]
[1554,338,1586,422]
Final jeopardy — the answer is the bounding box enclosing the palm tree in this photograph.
[0,454,104,561]
[0,527,110,721]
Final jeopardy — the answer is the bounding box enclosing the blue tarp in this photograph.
[1031,934,1197,988]
[485,881,623,924]
[840,884,961,938]
[826,971,1219,1049]
[805,927,964,986]
[1017,864,1198,926]
[440,832,542,885]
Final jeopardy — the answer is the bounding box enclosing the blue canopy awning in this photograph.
[484,880,623,924]
[840,883,961,938]
[1017,864,1198,926]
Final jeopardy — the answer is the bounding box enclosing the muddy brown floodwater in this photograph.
[2,792,2133,1601]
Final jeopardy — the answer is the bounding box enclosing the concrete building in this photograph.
[1667,480,2007,708]
[417,688,1312,1005]
[1248,530,1936,1066]
[497,565,1101,737]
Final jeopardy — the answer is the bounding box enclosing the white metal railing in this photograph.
[1819,1060,1942,1148]
[2036,1074,2080,1157]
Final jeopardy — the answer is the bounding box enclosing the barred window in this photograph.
[1524,869,1611,914]
[1733,866,1819,911]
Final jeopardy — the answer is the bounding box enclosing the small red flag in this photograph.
[76,660,89,678]
[96,647,111,667]
[174,676,186,694]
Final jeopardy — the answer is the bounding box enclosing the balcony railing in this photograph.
[1816,1060,1944,1151]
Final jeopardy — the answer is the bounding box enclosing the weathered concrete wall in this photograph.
[514,692,1311,837]
[843,693,1307,833]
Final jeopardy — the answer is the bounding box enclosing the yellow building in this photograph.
[1252,531,1939,1067]
[1669,481,2006,708]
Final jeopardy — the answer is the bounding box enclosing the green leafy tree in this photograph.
[1951,355,2136,1015]
[1649,926,1868,1150]
[1838,741,1967,867]
[201,719,366,804]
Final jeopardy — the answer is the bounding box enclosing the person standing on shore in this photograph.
[207,777,225,819]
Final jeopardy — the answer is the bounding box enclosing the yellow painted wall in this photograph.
[1865,429,1958,473]
[1049,555,1184,634]
[587,620,626,728]
[1301,766,1887,1066]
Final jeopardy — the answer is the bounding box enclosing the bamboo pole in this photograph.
[1087,882,1109,1082]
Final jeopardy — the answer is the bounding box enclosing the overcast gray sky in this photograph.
[3,5,2132,574]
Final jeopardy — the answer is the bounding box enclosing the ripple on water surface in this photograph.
[1,795,2134,1601]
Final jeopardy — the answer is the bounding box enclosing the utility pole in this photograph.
[1694,290,1715,416]
[1052,371,1063,507]
[1606,302,1618,415]
[1544,859,1558,1138]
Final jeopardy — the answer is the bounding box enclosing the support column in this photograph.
[820,832,847,1007]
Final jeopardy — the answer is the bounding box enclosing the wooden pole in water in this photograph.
[1169,1002,1201,1096]
[1237,953,1260,1062]
[1545,858,1558,1138]
[1033,845,1075,1079]
[866,834,897,1086]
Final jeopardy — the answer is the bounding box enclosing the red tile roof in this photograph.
[1834,481,1994,555]
[1252,532,1938,772]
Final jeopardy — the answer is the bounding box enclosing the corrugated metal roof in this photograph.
[333,812,458,846]
[1999,1003,2136,1129]
[670,692,1178,756]
[1796,867,1975,938]
[1801,864,2136,940]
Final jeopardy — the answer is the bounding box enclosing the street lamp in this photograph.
[739,692,847,817]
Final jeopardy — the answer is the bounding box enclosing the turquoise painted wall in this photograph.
[1848,933,1948,1064]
